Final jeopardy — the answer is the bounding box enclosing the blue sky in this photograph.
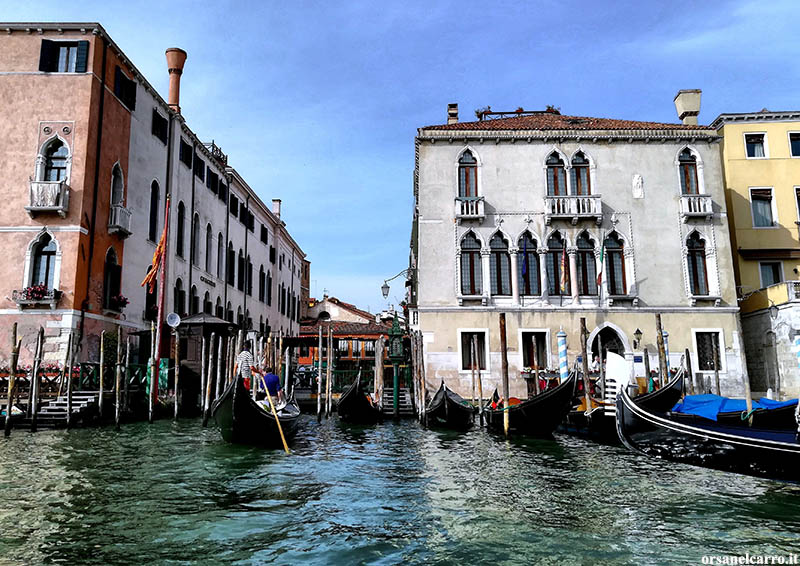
[3,0,799,312]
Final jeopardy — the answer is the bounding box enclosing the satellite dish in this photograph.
[166,312,181,328]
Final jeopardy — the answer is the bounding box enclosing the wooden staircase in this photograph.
[381,387,415,417]
[12,391,101,429]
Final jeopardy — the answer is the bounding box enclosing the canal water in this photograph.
[1,417,798,565]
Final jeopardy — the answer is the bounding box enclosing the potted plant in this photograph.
[108,293,129,312]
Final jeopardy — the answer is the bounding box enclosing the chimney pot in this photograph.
[165,47,187,113]
[674,89,701,126]
[447,103,458,124]
[272,198,282,219]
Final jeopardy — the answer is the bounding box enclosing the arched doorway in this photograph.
[591,327,625,361]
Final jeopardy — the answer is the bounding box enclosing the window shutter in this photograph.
[39,39,56,72]
[125,75,136,110]
[75,41,89,72]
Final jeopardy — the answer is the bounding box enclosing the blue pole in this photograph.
[557,329,568,384]
[663,331,670,372]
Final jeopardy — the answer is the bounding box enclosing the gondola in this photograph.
[337,373,382,424]
[484,371,577,437]
[670,394,798,431]
[616,386,800,481]
[425,381,474,430]
[211,374,301,446]
[563,364,685,444]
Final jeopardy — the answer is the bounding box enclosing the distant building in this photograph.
[0,22,307,363]
[410,95,747,398]
[712,109,800,397]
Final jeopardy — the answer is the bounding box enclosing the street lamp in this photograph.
[381,268,413,300]
[633,328,642,350]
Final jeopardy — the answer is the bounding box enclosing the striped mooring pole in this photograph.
[557,329,568,383]
[662,331,670,371]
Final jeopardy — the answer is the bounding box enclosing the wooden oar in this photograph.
[260,374,290,454]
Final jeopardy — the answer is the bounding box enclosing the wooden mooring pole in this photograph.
[316,326,323,423]
[326,325,332,418]
[30,327,44,432]
[712,338,721,396]
[580,318,591,416]
[655,314,668,389]
[99,330,106,419]
[123,337,131,413]
[499,313,510,436]
[115,325,122,430]
[215,335,224,401]
[473,335,483,426]
[643,347,651,392]
[4,323,18,437]
[66,330,74,429]
[173,329,180,421]
[201,334,211,427]
[148,321,155,424]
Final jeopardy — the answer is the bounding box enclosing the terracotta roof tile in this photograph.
[421,112,714,132]
[300,320,391,336]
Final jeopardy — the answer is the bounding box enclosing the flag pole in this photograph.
[152,196,171,412]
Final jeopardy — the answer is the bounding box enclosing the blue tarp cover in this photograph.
[671,394,797,421]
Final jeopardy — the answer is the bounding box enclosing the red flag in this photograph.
[141,221,167,293]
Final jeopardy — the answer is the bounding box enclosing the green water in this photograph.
[0,417,798,565]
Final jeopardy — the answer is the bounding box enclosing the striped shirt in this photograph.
[236,350,255,379]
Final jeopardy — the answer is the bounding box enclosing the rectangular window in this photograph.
[239,202,247,223]
[151,109,168,144]
[760,262,783,288]
[364,340,375,358]
[206,169,219,194]
[39,40,89,73]
[260,224,269,245]
[229,194,239,217]
[521,332,547,369]
[193,154,205,181]
[791,133,800,157]
[269,246,276,264]
[745,133,766,158]
[750,188,774,227]
[460,331,486,371]
[696,331,721,372]
[114,66,137,111]
[218,182,228,204]
[179,139,193,168]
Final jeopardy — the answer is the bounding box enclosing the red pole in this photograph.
[152,196,171,405]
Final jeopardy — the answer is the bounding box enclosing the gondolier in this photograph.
[234,340,260,391]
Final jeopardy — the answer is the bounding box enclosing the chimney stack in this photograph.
[674,89,701,126]
[447,103,458,124]
[272,198,282,220]
[165,47,188,113]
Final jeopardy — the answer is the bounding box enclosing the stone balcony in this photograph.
[454,196,485,221]
[12,288,62,309]
[26,179,69,218]
[680,194,713,221]
[108,204,132,237]
[544,194,602,225]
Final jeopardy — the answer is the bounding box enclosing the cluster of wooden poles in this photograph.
[315,325,334,422]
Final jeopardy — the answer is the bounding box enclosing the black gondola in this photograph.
[425,381,474,430]
[670,395,798,431]
[337,373,382,424]
[616,387,800,481]
[484,371,577,437]
[211,375,301,446]
[563,370,685,443]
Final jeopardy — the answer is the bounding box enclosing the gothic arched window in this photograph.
[31,233,57,289]
[679,148,699,195]
[570,152,591,196]
[604,232,626,296]
[458,150,478,198]
[546,232,568,296]
[489,233,511,296]
[460,232,482,296]
[546,152,567,196]
[687,232,708,295]
[518,232,540,296]
[44,140,69,182]
[576,232,597,296]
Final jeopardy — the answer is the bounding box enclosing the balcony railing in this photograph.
[680,194,713,221]
[544,194,602,225]
[454,196,485,221]
[12,288,62,309]
[26,179,69,218]
[108,204,132,237]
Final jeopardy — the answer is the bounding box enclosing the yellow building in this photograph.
[712,110,800,398]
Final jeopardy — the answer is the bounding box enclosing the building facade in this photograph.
[713,110,800,398]
[410,97,747,399]
[0,22,306,363]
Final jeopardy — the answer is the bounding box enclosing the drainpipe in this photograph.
[188,141,197,310]
[77,34,108,352]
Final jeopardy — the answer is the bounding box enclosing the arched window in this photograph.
[191,213,200,267]
[570,152,591,196]
[460,232,482,296]
[44,139,69,181]
[489,233,511,296]
[267,271,273,305]
[111,164,124,207]
[144,266,156,321]
[245,309,252,330]
[217,233,223,278]
[604,232,626,296]
[226,301,233,323]
[103,248,122,309]
[190,285,199,315]
[174,278,185,315]
[148,181,159,242]
[576,232,597,296]
[176,201,185,258]
[215,297,223,319]
[237,249,245,291]
[246,255,253,296]
[259,315,265,335]
[458,150,478,198]
[546,152,567,196]
[237,306,243,326]
[546,232,569,296]
[518,232,540,296]
[205,224,212,273]
[226,242,235,286]
[31,233,58,289]
[203,291,211,314]
[258,265,266,302]
[678,148,699,195]
[687,232,708,296]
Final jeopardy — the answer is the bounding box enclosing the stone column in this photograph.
[568,247,579,301]
[510,247,519,305]
[538,248,549,301]
[481,249,491,304]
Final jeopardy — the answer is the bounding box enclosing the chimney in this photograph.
[674,89,701,126]
[272,198,282,220]
[447,103,458,124]
[165,47,188,113]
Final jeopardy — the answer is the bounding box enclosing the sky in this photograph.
[3,0,799,313]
